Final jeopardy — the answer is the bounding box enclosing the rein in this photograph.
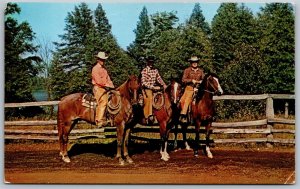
[203,77,218,95]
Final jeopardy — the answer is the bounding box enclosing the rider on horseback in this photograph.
[92,51,115,128]
[179,55,205,123]
[140,55,167,125]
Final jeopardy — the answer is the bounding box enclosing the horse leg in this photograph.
[59,121,74,163]
[159,121,170,161]
[194,120,201,157]
[116,122,125,166]
[205,122,213,158]
[173,123,178,150]
[123,127,133,164]
[182,123,191,150]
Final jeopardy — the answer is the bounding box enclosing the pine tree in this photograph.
[127,6,152,70]
[5,3,41,103]
[187,3,211,35]
[257,3,295,93]
[49,3,138,99]
[221,43,268,94]
[94,4,111,37]
[211,3,257,73]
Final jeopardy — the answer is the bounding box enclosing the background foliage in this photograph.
[5,3,295,119]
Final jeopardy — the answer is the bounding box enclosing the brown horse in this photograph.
[175,73,223,158]
[57,75,139,165]
[133,83,175,161]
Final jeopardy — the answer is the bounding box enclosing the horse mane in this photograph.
[117,78,130,100]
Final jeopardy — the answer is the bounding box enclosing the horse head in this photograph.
[127,75,140,105]
[205,73,223,96]
[197,73,223,99]
[168,79,182,105]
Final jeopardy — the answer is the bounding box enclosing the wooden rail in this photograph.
[4,94,295,145]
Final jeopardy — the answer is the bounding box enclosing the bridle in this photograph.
[127,80,139,105]
[203,76,219,95]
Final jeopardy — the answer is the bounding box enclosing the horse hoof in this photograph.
[186,146,192,151]
[208,154,213,159]
[119,158,125,166]
[62,156,71,163]
[161,156,169,161]
[126,157,134,164]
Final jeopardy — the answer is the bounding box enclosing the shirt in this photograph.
[92,63,114,88]
[141,66,166,89]
[182,67,205,86]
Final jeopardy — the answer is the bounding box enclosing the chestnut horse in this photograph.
[175,73,223,158]
[57,75,139,165]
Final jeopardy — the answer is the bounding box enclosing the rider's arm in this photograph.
[156,70,167,89]
[182,68,192,85]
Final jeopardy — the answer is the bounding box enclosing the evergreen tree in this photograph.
[127,6,152,70]
[5,3,41,103]
[49,3,138,99]
[94,4,111,37]
[48,55,68,100]
[151,11,178,32]
[257,3,295,93]
[187,3,211,35]
[211,3,257,73]
[221,43,268,94]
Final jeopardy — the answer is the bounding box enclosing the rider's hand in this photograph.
[153,86,161,90]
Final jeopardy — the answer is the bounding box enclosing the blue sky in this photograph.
[14,2,265,49]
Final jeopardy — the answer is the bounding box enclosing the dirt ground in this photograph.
[4,142,295,184]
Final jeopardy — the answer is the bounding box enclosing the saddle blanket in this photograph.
[82,93,97,109]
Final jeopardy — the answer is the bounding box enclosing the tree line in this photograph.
[5,2,294,117]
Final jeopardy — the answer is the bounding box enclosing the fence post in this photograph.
[285,102,289,118]
[266,96,274,148]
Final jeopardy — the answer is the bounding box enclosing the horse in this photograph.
[57,75,140,165]
[174,73,223,158]
[132,81,178,161]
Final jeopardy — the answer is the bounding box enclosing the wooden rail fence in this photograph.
[4,94,295,146]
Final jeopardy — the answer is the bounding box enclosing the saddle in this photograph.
[81,91,121,115]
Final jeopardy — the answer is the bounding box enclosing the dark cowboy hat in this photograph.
[146,55,156,63]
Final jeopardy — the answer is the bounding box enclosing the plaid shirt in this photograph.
[141,66,166,89]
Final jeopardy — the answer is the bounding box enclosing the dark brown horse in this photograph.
[57,75,139,165]
[175,73,223,158]
[133,83,175,161]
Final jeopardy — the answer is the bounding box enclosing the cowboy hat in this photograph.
[146,55,156,62]
[95,51,108,60]
[188,56,199,62]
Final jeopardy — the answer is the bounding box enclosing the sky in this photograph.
[13,2,266,50]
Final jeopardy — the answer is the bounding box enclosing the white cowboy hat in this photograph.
[188,56,199,62]
[95,51,108,60]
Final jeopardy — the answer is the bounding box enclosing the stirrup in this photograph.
[179,114,188,123]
